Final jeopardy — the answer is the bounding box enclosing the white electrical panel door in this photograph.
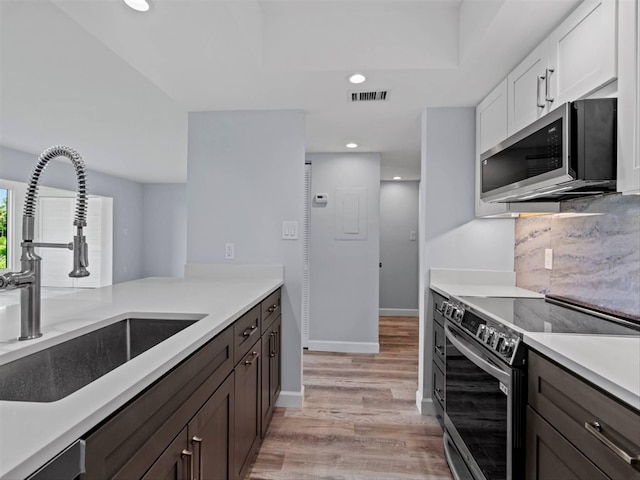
[334,187,368,240]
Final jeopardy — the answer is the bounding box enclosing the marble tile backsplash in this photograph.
[515,193,640,317]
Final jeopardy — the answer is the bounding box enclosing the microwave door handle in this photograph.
[445,324,511,385]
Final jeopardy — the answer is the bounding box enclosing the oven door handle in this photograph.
[445,323,511,385]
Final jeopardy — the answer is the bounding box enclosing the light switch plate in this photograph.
[282,221,298,240]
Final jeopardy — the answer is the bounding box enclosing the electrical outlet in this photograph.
[225,243,235,260]
[544,248,553,270]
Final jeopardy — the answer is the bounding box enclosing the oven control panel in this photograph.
[440,300,522,365]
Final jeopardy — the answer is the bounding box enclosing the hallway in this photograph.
[247,316,452,480]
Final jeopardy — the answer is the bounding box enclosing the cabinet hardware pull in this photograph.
[545,68,554,103]
[181,449,193,480]
[537,74,546,108]
[435,345,444,355]
[242,325,258,338]
[244,351,259,365]
[434,387,445,404]
[192,436,203,480]
[268,303,278,313]
[585,421,640,465]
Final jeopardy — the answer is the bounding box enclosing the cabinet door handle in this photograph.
[584,421,640,465]
[545,67,555,103]
[434,387,445,404]
[270,331,277,357]
[181,449,193,480]
[536,74,546,108]
[268,303,278,313]
[192,436,203,480]
[435,344,444,356]
[244,351,259,365]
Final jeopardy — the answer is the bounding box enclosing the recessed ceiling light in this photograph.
[123,0,150,12]
[349,73,366,84]
[393,176,402,180]
[346,143,358,149]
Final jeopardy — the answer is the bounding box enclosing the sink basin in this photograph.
[0,318,199,402]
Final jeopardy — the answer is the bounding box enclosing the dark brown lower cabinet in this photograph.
[141,428,190,480]
[261,315,281,437]
[77,288,281,480]
[234,341,262,480]
[527,350,640,480]
[526,406,609,480]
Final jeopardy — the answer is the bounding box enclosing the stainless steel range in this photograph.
[438,294,640,480]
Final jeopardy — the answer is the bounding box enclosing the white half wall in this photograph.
[418,108,515,413]
[307,152,380,353]
[142,183,187,278]
[186,110,305,399]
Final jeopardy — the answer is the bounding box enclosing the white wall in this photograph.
[417,108,515,413]
[186,110,305,403]
[142,183,187,278]
[379,180,419,313]
[307,152,380,353]
[0,145,144,284]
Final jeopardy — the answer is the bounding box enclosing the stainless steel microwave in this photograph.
[480,98,617,203]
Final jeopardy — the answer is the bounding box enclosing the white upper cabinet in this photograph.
[476,80,511,217]
[507,0,617,137]
[548,0,617,107]
[478,79,508,155]
[507,42,550,136]
[617,0,639,194]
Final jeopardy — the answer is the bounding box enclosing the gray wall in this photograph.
[307,152,380,352]
[418,108,515,411]
[379,180,419,311]
[515,193,640,317]
[186,110,305,398]
[142,183,187,278]
[1,145,144,283]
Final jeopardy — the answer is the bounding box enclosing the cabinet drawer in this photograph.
[82,326,234,480]
[261,289,281,333]
[433,318,445,372]
[528,350,640,480]
[233,305,261,364]
[526,406,609,480]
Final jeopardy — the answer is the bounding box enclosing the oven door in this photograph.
[444,321,514,480]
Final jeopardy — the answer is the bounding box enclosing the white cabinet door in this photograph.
[548,0,617,108]
[507,41,550,136]
[476,80,510,217]
[617,0,640,194]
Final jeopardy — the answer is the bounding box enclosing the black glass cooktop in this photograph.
[457,296,640,336]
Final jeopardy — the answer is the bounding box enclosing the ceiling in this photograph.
[0,0,581,183]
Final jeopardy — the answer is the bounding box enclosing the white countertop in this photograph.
[430,283,544,299]
[0,270,283,479]
[524,333,640,411]
[429,267,544,299]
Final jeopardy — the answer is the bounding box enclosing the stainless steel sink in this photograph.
[0,318,199,402]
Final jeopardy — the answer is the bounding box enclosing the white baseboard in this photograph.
[416,389,437,416]
[307,340,380,354]
[276,387,304,408]
[379,308,418,317]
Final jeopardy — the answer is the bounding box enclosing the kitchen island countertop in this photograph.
[0,268,283,479]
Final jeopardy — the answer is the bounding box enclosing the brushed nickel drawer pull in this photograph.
[268,303,278,313]
[244,351,258,365]
[585,421,640,465]
[242,324,258,337]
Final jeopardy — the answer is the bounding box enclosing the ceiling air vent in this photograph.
[349,90,389,102]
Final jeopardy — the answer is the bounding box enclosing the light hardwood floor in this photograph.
[247,316,453,480]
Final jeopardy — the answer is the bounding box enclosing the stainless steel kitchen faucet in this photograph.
[0,145,90,340]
